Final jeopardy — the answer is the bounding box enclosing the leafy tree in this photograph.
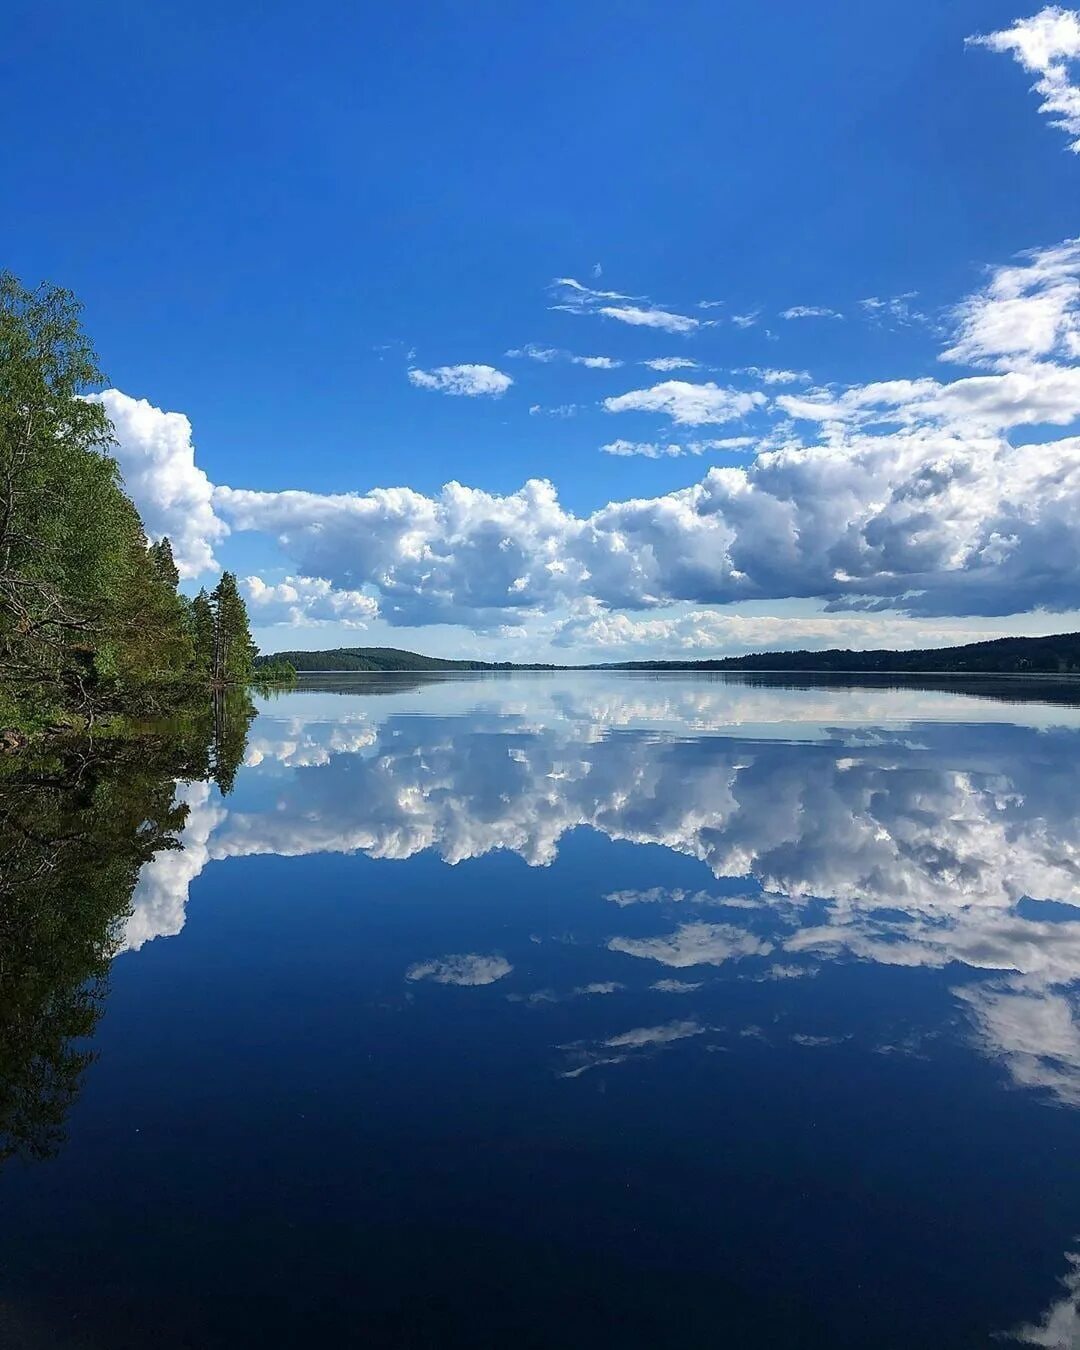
[0,277,196,723]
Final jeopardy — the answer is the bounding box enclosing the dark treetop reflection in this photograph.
[4,673,1080,1348]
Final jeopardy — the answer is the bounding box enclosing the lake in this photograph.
[3,671,1080,1348]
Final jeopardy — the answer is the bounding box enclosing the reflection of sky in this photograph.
[126,675,1080,1114]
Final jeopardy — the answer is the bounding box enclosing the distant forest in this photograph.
[260,633,1080,676]
[256,646,558,673]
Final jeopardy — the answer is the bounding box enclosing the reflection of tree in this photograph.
[0,696,254,1166]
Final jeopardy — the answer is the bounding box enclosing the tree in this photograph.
[0,276,196,723]
[209,572,255,686]
[149,536,180,590]
[189,588,215,676]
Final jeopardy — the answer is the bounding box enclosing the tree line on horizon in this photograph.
[0,273,293,734]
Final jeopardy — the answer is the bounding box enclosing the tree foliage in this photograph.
[0,274,262,729]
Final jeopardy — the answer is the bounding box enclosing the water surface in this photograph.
[4,672,1080,1348]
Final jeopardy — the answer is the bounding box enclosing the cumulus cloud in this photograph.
[243,574,379,627]
[407,364,513,396]
[215,403,1080,623]
[405,953,512,986]
[92,390,227,578]
[970,6,1080,150]
[603,379,766,425]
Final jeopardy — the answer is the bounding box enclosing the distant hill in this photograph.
[254,646,557,673]
[604,632,1080,675]
[258,632,1080,676]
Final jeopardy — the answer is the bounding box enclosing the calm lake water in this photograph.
[4,671,1080,1348]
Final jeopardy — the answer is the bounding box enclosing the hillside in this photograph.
[606,632,1080,674]
[260,633,1080,676]
[254,646,556,673]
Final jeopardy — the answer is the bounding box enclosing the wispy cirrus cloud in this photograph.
[781,305,844,320]
[550,277,705,335]
[408,363,513,396]
[507,342,622,369]
[733,366,810,385]
[601,437,754,458]
[641,356,701,371]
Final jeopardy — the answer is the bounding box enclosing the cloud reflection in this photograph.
[126,677,1080,1105]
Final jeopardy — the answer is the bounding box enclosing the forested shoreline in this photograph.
[0,275,292,740]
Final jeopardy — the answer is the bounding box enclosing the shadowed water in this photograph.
[3,672,1080,1348]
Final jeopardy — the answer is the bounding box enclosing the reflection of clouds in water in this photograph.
[121,782,226,952]
[559,1019,705,1078]
[609,922,773,969]
[1005,1250,1080,1348]
[129,681,1080,1103]
[510,981,624,1006]
[405,954,512,986]
[954,981,1080,1108]
[651,979,703,994]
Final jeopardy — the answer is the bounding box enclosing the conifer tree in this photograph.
[209,572,256,686]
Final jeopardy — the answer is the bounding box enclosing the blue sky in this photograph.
[6,1,1080,658]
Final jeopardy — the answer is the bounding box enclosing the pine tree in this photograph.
[209,572,255,686]
[189,589,215,676]
[149,537,180,590]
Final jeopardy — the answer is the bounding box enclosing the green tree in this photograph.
[210,571,256,686]
[149,536,180,590]
[0,276,195,724]
[189,588,216,676]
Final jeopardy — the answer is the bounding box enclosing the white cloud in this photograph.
[609,921,772,968]
[735,367,811,385]
[600,438,752,459]
[651,979,704,993]
[859,294,929,328]
[603,379,766,425]
[781,305,843,320]
[731,311,760,328]
[243,574,379,627]
[597,304,700,334]
[550,277,702,334]
[216,404,1080,623]
[941,238,1080,368]
[408,364,513,396]
[92,390,228,578]
[641,357,701,371]
[601,439,686,459]
[405,953,512,986]
[970,6,1080,150]
[574,354,622,369]
[508,343,622,369]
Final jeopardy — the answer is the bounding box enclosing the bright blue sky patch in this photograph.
[6,1,1080,658]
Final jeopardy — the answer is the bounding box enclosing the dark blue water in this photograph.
[4,673,1080,1348]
